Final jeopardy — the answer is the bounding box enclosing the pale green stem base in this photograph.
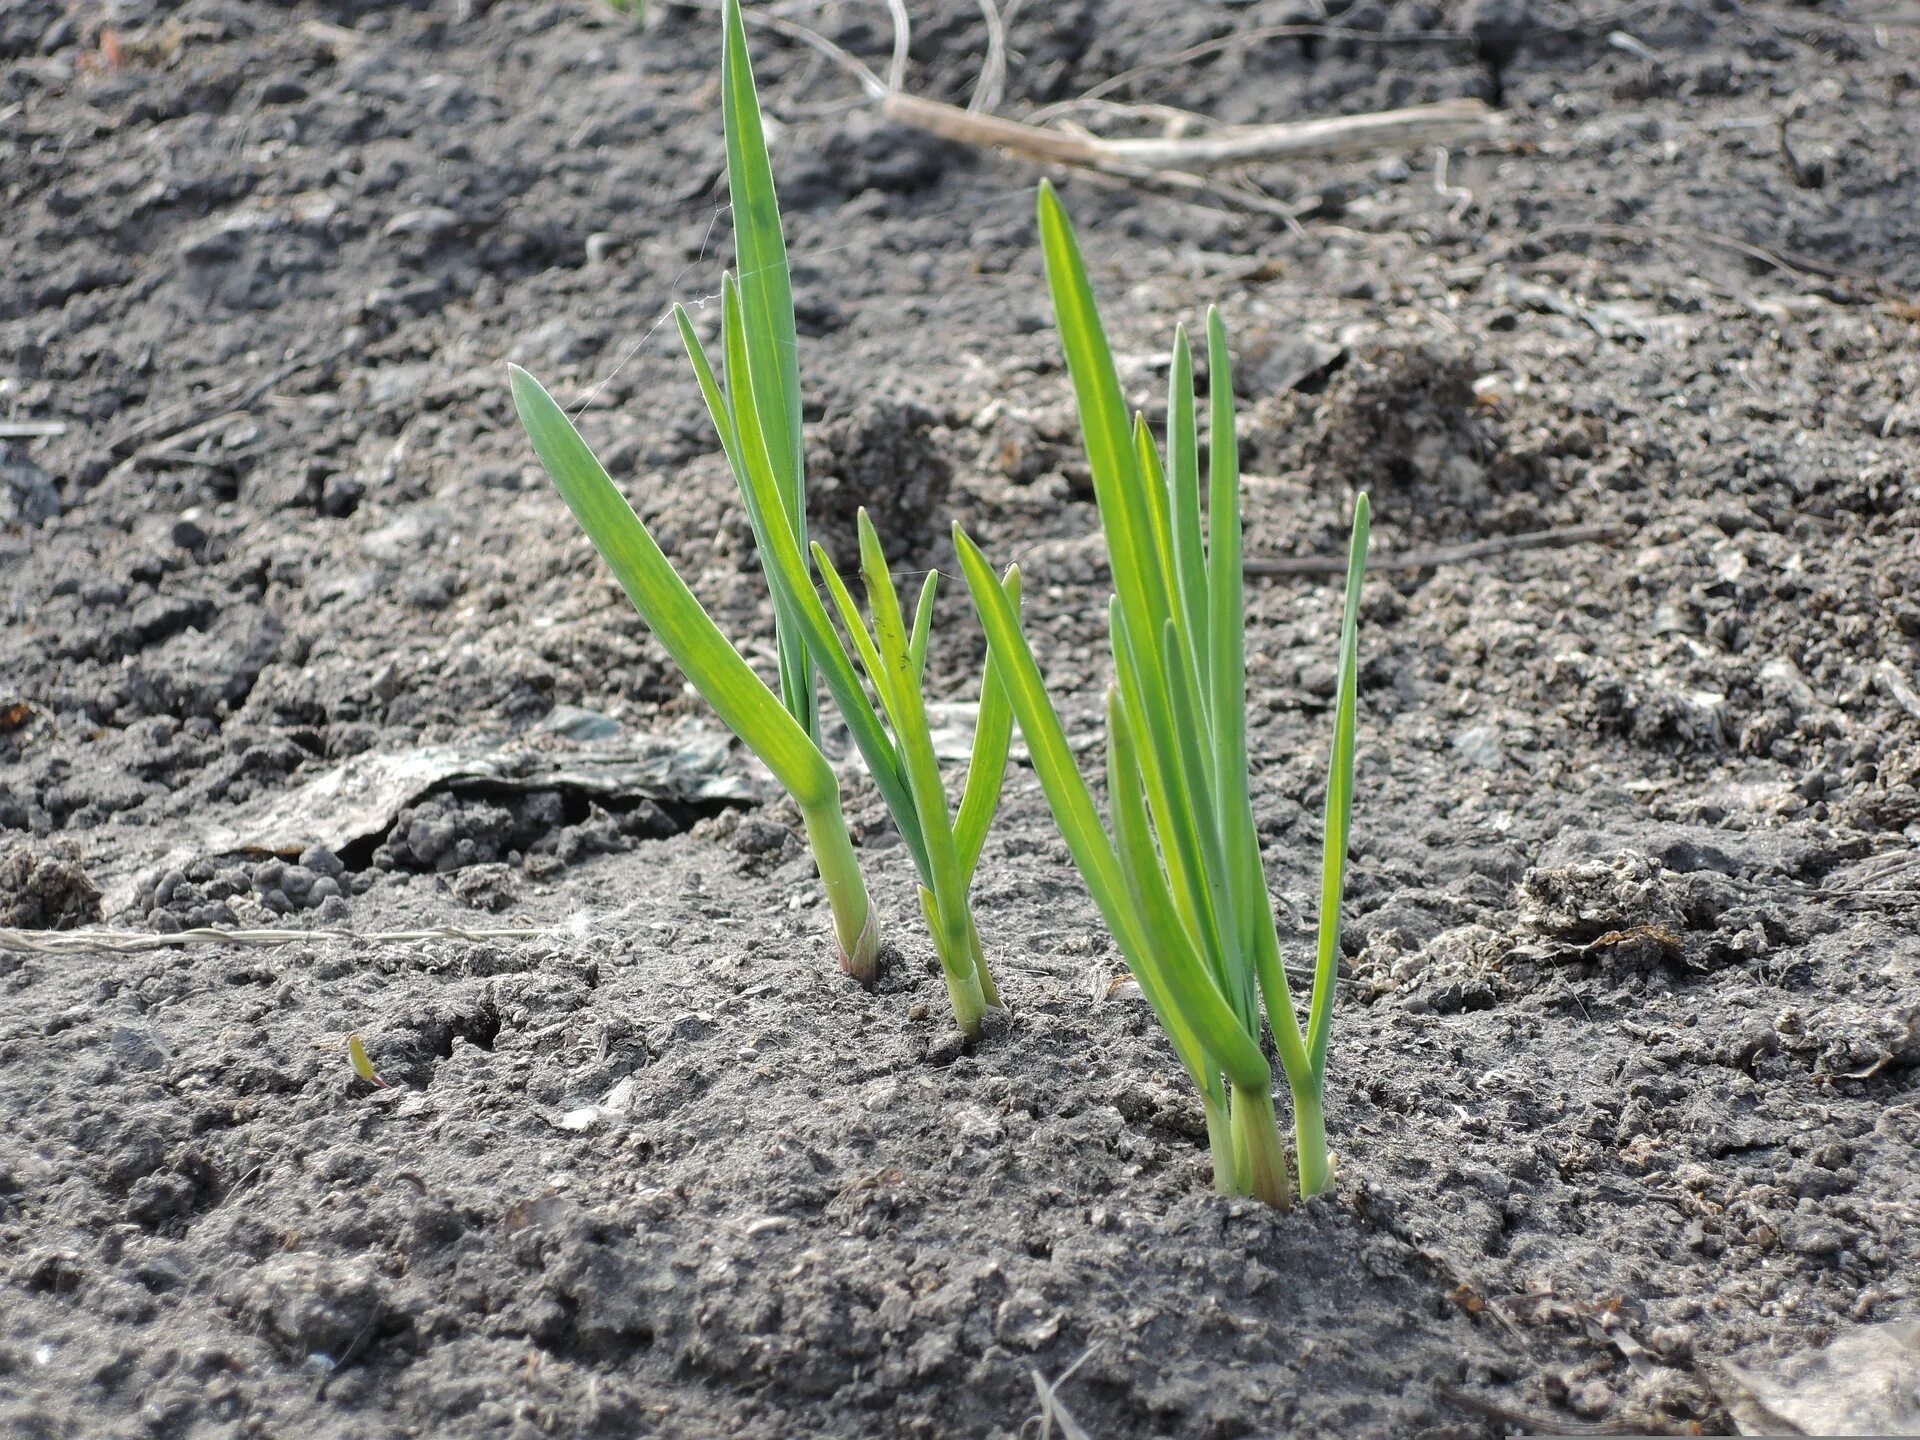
[1292,1085,1334,1199]
[923,889,998,1039]
[969,923,1002,1010]
[802,802,881,986]
[1229,1085,1295,1210]
[1203,1095,1239,1196]
[940,963,990,1039]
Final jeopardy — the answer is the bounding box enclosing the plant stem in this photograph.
[801,800,881,986]
[939,949,989,1038]
[1292,1083,1334,1199]
[1229,1084,1294,1210]
[921,889,989,1037]
[1203,1094,1240,1196]
[967,920,1002,1010]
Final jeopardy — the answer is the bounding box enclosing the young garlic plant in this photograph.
[807,515,1020,1037]
[954,182,1369,1204]
[514,0,1016,1030]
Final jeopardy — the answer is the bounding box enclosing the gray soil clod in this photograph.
[2,1,1918,1437]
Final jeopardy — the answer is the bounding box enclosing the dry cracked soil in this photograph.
[3,0,1919,1437]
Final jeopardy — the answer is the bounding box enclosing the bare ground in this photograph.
[3,0,1919,1436]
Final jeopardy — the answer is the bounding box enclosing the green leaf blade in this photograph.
[1036,181,1176,690]
[954,566,1020,884]
[1203,307,1248,821]
[721,0,804,523]
[1167,327,1210,697]
[1105,688,1228,1109]
[1200,307,1276,1002]
[807,540,933,884]
[721,274,814,734]
[674,303,747,486]
[1132,411,1178,613]
[909,571,938,681]
[856,514,968,932]
[1109,602,1221,993]
[1306,492,1370,1079]
[509,364,830,809]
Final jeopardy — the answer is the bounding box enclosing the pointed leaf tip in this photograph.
[507,363,546,415]
[1037,178,1063,223]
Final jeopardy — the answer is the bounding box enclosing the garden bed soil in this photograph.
[3,0,1919,1436]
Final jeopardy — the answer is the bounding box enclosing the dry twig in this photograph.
[881,93,1502,174]
[1026,1343,1102,1440]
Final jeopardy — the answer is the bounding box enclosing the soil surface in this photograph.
[4,0,1919,1436]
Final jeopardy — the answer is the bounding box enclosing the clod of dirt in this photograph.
[1516,852,1690,941]
[131,849,366,932]
[1,446,61,527]
[225,1253,392,1362]
[1267,341,1500,527]
[364,988,502,1088]
[448,862,519,912]
[123,607,284,721]
[1364,922,1512,1011]
[805,397,953,569]
[1772,994,1920,1078]
[0,839,102,930]
[373,790,677,876]
[382,793,526,873]
[983,402,1083,491]
[1508,850,1772,971]
[1236,332,1348,398]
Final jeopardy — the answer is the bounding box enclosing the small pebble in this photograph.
[924,1031,967,1067]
